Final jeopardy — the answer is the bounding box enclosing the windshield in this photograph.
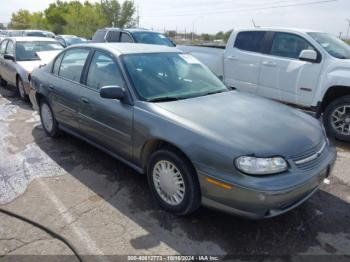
[132,32,175,47]
[16,41,63,61]
[122,53,228,101]
[309,32,350,59]
[65,37,86,46]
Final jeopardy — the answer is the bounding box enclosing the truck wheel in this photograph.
[323,95,350,142]
[147,149,201,216]
[17,78,28,101]
[39,99,60,137]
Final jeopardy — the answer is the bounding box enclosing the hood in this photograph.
[155,91,324,158]
[17,60,44,74]
[17,50,61,74]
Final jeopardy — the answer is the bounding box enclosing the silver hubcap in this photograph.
[18,81,25,98]
[41,103,54,132]
[331,105,350,136]
[152,160,185,206]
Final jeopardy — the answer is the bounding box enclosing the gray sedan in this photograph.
[0,37,63,100]
[29,43,337,218]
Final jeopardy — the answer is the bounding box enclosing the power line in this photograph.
[142,0,337,18]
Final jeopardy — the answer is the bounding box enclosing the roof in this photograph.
[56,35,79,38]
[74,43,180,55]
[5,37,59,42]
[102,27,155,33]
[236,27,322,33]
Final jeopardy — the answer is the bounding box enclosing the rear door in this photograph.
[48,48,91,130]
[224,31,266,93]
[258,32,323,105]
[79,50,133,159]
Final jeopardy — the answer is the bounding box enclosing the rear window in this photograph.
[106,31,120,42]
[234,31,265,53]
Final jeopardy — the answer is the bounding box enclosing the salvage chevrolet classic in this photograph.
[29,43,336,218]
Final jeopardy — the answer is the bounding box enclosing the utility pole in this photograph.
[339,32,343,39]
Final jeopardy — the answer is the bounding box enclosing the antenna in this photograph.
[252,19,259,28]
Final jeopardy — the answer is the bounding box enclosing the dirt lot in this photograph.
[0,85,349,261]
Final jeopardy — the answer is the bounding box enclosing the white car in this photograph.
[178,28,350,142]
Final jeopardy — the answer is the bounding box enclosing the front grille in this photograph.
[291,141,327,171]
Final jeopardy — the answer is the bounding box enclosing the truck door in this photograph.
[258,32,323,106]
[224,31,266,93]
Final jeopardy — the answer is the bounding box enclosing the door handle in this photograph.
[48,85,54,90]
[80,97,89,104]
[227,55,238,60]
[262,61,277,67]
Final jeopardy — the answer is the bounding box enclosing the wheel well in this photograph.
[16,74,20,85]
[36,93,45,105]
[141,139,195,173]
[321,86,350,112]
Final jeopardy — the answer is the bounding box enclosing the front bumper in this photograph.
[197,145,337,219]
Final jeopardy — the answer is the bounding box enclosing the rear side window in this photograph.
[52,53,64,75]
[106,31,120,42]
[120,32,133,43]
[270,32,315,59]
[86,51,123,90]
[234,31,265,52]
[0,40,7,54]
[92,30,106,42]
[59,49,90,82]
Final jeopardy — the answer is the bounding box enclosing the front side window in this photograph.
[120,33,133,43]
[132,32,175,47]
[122,53,228,101]
[86,51,123,90]
[15,41,63,61]
[0,40,8,54]
[59,49,90,82]
[234,31,265,52]
[271,33,315,59]
[5,41,14,55]
[106,31,120,42]
[308,32,350,59]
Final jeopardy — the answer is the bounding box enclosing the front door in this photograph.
[258,32,323,106]
[79,50,133,159]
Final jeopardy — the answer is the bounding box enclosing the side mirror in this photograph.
[100,86,125,100]
[299,49,317,62]
[4,54,15,61]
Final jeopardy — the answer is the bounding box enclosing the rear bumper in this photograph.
[197,145,337,219]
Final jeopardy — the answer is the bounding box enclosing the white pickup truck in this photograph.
[178,28,350,142]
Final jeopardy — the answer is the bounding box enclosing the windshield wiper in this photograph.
[146,96,180,102]
[200,90,227,97]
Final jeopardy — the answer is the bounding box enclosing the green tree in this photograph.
[0,23,6,30]
[9,9,32,29]
[215,31,224,40]
[224,30,233,43]
[45,1,69,34]
[100,0,136,28]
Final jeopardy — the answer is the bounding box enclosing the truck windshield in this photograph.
[308,32,350,59]
[122,53,228,101]
[132,32,175,47]
[16,41,63,61]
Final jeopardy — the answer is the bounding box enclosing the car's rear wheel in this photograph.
[39,99,60,137]
[17,78,28,101]
[147,149,201,215]
[324,95,350,142]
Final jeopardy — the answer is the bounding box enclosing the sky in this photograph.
[1,0,350,37]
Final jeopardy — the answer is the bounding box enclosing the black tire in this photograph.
[39,99,60,137]
[323,95,350,142]
[17,77,29,101]
[147,149,201,215]
[0,75,6,87]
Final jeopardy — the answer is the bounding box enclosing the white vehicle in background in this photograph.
[178,28,350,142]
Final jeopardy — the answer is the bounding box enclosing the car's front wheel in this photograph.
[324,95,350,142]
[39,99,60,137]
[147,149,201,215]
[17,78,28,101]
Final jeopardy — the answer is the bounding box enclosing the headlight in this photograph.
[235,156,288,175]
